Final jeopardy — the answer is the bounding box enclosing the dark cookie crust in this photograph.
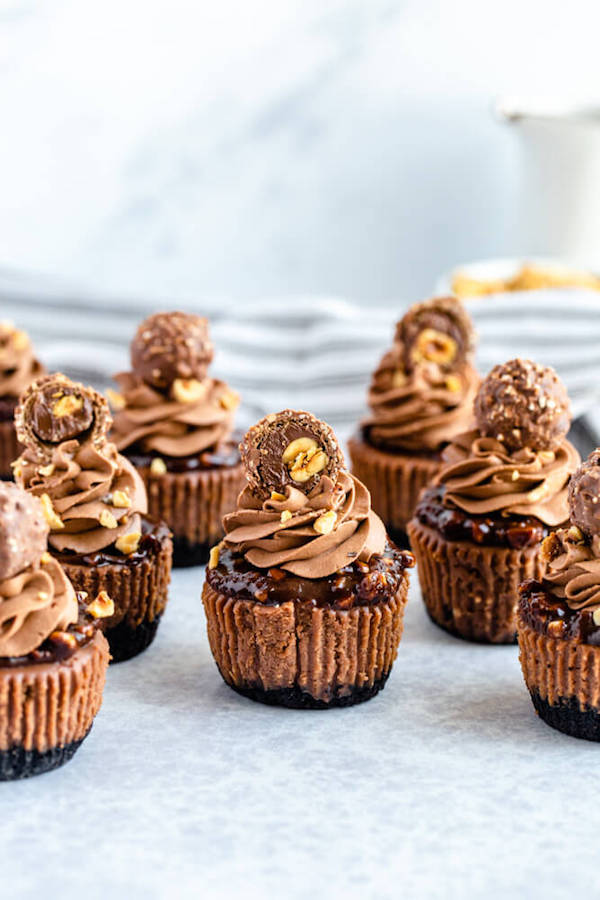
[240,409,344,497]
[474,359,570,452]
[0,729,90,781]
[530,691,600,742]
[105,614,162,663]
[172,536,211,567]
[226,671,391,709]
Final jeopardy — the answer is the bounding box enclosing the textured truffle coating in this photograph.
[568,450,600,538]
[474,359,571,452]
[0,482,49,579]
[395,295,475,373]
[131,311,214,389]
[240,409,345,498]
[15,374,112,462]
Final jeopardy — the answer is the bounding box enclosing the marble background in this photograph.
[0,0,599,306]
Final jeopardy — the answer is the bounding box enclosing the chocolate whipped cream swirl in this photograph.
[111,372,237,457]
[0,555,77,657]
[439,430,579,526]
[364,355,479,452]
[0,323,43,398]
[17,439,147,554]
[541,531,600,611]
[224,471,386,579]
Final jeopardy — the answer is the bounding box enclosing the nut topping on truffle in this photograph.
[568,449,600,538]
[474,359,571,452]
[240,410,344,498]
[395,296,475,373]
[131,311,214,389]
[15,374,112,461]
[0,482,48,580]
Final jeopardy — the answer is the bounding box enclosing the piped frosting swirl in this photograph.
[540,529,600,613]
[439,430,579,526]
[15,374,147,554]
[223,410,386,578]
[111,372,238,457]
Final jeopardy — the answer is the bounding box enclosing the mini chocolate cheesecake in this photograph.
[518,450,600,741]
[0,323,43,479]
[408,359,580,643]
[110,311,244,566]
[203,409,415,708]
[0,482,110,779]
[14,373,173,662]
[348,296,479,546]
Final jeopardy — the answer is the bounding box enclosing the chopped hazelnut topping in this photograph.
[112,490,131,508]
[313,509,337,535]
[87,591,115,619]
[567,525,584,543]
[270,491,286,502]
[150,458,167,476]
[106,388,126,410]
[99,509,118,529]
[38,463,54,477]
[445,374,462,393]
[280,510,292,523]
[208,544,220,569]
[115,531,141,554]
[40,551,52,564]
[49,630,77,649]
[219,390,239,411]
[511,470,520,481]
[40,493,64,530]
[172,378,206,404]
[593,609,600,626]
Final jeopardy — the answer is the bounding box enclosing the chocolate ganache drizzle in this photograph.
[438,359,579,527]
[14,374,147,554]
[0,483,77,657]
[362,296,479,452]
[0,321,43,398]
[223,410,386,578]
[110,311,239,457]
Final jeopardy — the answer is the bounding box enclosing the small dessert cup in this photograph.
[15,373,173,663]
[518,450,600,741]
[0,482,110,779]
[203,409,415,708]
[349,296,479,544]
[110,311,244,566]
[409,359,579,644]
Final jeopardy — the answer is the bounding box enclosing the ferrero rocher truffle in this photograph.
[395,295,475,373]
[0,482,48,579]
[474,359,570,452]
[240,409,345,498]
[568,450,600,538]
[15,374,111,462]
[131,311,214,390]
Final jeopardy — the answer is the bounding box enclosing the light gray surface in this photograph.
[0,567,597,899]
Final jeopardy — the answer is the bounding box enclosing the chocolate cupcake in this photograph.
[408,359,580,643]
[110,311,244,567]
[518,450,600,740]
[0,322,43,479]
[202,409,414,708]
[0,481,110,779]
[348,296,479,546]
[14,373,173,662]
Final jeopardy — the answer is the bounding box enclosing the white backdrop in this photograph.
[1,0,599,305]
